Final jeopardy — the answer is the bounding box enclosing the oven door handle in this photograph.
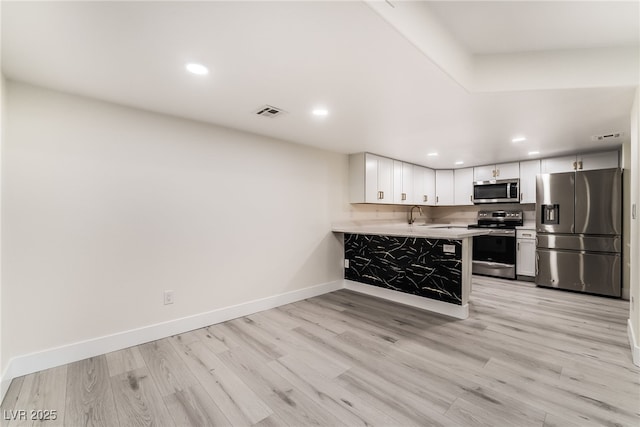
[480,230,516,237]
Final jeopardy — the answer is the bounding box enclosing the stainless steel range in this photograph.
[468,210,523,280]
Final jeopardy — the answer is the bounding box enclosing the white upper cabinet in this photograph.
[350,151,618,206]
[541,151,619,174]
[540,154,580,174]
[435,170,454,206]
[518,159,540,204]
[424,167,436,206]
[578,151,619,171]
[393,161,414,204]
[496,162,520,179]
[473,165,496,182]
[473,162,519,181]
[349,153,394,204]
[413,166,436,206]
[454,167,474,206]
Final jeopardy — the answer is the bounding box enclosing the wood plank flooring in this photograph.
[2,277,639,426]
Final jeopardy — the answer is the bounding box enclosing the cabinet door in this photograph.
[516,238,536,277]
[424,168,436,206]
[454,167,474,206]
[377,156,394,203]
[540,155,577,174]
[393,161,404,204]
[473,165,495,181]
[413,166,428,205]
[578,151,619,171]
[495,162,520,180]
[363,153,379,203]
[435,170,454,206]
[402,163,414,204]
[519,159,540,204]
[393,161,414,204]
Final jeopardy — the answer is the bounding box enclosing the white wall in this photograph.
[623,139,631,301]
[0,73,5,386]
[0,0,5,390]
[629,87,640,366]
[2,81,349,373]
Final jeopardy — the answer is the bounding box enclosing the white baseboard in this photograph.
[343,279,469,320]
[0,279,343,402]
[628,319,640,367]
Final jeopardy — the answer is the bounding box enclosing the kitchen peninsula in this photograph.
[332,223,488,319]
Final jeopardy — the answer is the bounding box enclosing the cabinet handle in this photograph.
[573,161,577,170]
[517,242,520,251]
[378,191,384,200]
[492,170,496,177]
[535,252,539,276]
[436,196,439,203]
[424,195,428,202]
[470,195,473,202]
[520,192,523,201]
[522,233,532,237]
[496,169,500,177]
[402,193,406,201]
[578,161,583,170]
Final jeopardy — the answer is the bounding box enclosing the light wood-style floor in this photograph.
[2,277,639,426]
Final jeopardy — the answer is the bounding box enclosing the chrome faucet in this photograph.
[408,205,423,225]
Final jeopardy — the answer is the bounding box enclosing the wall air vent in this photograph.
[255,105,286,118]
[591,132,624,141]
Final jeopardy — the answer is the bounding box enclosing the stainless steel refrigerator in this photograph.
[536,168,622,297]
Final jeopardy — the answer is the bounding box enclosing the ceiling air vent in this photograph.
[591,132,624,141]
[255,105,286,118]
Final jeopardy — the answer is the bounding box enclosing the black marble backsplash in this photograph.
[344,233,463,305]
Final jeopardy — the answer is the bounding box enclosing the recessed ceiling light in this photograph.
[312,108,329,117]
[512,137,527,143]
[185,63,209,75]
[528,151,540,155]
[427,152,438,157]
[455,161,464,165]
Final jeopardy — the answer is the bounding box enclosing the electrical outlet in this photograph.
[163,290,174,305]
[344,259,350,268]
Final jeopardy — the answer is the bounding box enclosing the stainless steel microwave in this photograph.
[473,179,520,204]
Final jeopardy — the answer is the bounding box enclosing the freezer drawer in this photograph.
[537,233,621,253]
[535,248,621,297]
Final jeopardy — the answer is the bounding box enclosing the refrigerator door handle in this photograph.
[535,251,539,276]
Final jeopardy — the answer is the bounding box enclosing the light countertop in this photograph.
[516,221,536,230]
[331,223,489,239]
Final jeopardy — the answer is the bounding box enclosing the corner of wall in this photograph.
[0,70,6,401]
[628,319,640,367]
[629,85,640,362]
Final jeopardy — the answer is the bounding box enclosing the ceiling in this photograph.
[2,1,638,169]
[427,1,640,54]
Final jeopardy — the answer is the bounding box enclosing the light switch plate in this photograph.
[344,259,350,268]
[443,244,456,254]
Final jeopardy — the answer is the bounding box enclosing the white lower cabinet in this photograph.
[516,229,536,277]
